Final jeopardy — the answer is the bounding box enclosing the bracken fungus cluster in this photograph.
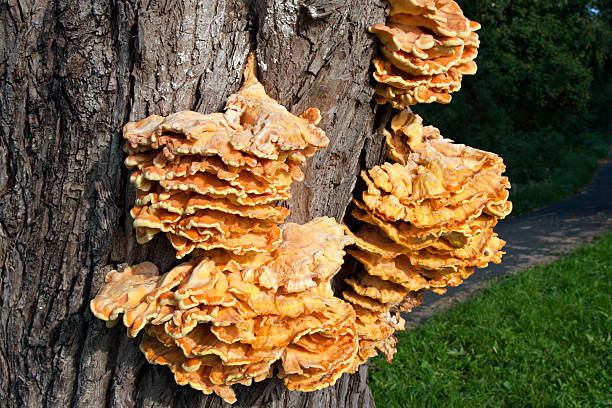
[344,110,512,363]
[91,55,368,402]
[123,54,328,259]
[89,1,511,399]
[91,218,359,404]
[370,0,481,107]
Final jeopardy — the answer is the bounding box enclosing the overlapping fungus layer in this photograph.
[345,110,511,363]
[370,0,481,107]
[90,218,359,404]
[123,54,328,258]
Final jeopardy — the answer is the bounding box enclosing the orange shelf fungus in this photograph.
[91,54,369,402]
[123,53,328,258]
[91,218,359,403]
[369,0,481,107]
[91,0,506,396]
[344,110,511,363]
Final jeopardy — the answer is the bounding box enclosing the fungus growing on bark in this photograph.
[91,218,360,403]
[122,53,328,258]
[344,110,511,363]
[91,54,373,401]
[369,0,480,106]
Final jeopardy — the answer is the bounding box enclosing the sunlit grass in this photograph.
[370,232,612,408]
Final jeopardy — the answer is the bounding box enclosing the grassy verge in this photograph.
[510,137,610,216]
[369,232,612,408]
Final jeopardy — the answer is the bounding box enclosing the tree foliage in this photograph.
[414,0,611,191]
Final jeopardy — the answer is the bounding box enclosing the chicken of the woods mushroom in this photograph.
[123,53,328,259]
[91,218,360,404]
[91,55,366,403]
[370,0,481,107]
[344,110,512,364]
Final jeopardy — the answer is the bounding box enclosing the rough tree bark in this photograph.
[0,1,391,407]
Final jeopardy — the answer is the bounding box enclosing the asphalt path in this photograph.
[405,147,612,327]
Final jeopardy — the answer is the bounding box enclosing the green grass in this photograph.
[369,232,612,408]
[509,137,610,216]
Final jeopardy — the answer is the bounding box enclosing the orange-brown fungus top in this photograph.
[369,0,480,106]
[121,53,329,258]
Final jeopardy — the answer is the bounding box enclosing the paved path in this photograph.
[405,147,612,327]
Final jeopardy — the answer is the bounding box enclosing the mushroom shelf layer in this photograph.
[123,54,328,258]
[370,0,481,107]
[344,110,511,363]
[90,217,360,404]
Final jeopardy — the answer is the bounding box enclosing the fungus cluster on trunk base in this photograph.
[344,110,511,363]
[91,218,358,404]
[370,0,481,107]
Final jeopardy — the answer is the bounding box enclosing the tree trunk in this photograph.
[0,1,389,407]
